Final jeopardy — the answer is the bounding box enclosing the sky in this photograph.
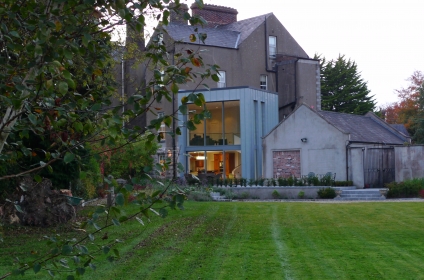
[198,0,424,107]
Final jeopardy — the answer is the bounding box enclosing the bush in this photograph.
[298,191,305,199]
[187,191,212,201]
[271,190,280,199]
[386,178,424,198]
[334,181,353,186]
[317,187,336,199]
[240,192,249,199]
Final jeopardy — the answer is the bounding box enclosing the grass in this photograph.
[2,201,424,279]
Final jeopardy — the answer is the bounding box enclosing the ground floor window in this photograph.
[188,150,241,179]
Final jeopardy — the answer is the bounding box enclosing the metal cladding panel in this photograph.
[177,87,278,179]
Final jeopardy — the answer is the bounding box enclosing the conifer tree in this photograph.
[316,54,376,114]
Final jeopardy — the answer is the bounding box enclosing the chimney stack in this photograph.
[191,4,238,27]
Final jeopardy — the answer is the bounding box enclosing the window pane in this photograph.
[205,102,222,146]
[218,71,226,88]
[260,75,267,90]
[269,36,276,57]
[188,103,204,146]
[223,101,240,145]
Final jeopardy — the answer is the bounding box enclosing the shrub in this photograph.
[298,191,305,199]
[277,177,288,186]
[386,178,424,198]
[187,191,212,201]
[334,181,353,186]
[317,187,336,199]
[271,190,280,199]
[240,191,249,199]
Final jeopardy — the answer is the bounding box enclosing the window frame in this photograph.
[269,36,277,58]
[260,75,267,90]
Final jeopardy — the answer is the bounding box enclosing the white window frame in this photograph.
[260,75,267,90]
[217,71,226,88]
[269,36,276,58]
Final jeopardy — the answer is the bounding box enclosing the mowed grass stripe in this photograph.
[3,202,424,279]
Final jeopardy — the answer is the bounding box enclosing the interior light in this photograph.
[196,156,205,160]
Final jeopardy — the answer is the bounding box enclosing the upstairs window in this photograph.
[269,36,276,58]
[217,71,226,88]
[157,112,166,142]
[260,75,267,90]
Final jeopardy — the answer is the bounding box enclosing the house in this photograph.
[138,3,321,177]
[177,86,278,180]
[262,104,410,188]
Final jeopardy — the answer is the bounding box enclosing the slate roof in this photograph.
[390,124,410,137]
[164,13,272,48]
[317,110,408,144]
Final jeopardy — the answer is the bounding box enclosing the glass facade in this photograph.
[186,101,241,178]
[188,101,240,147]
[187,150,241,179]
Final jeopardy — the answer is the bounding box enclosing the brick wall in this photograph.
[191,4,237,26]
[273,150,301,178]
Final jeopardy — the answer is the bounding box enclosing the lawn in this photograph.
[1,201,424,279]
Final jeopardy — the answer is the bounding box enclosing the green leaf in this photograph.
[67,275,75,280]
[89,263,96,270]
[88,234,94,241]
[58,81,68,95]
[171,83,179,94]
[9,30,20,38]
[112,218,120,226]
[76,267,85,276]
[64,152,75,163]
[74,121,83,132]
[34,175,42,183]
[103,246,110,254]
[115,193,124,206]
[152,190,161,198]
[48,270,55,277]
[33,263,41,274]
[62,244,73,255]
[113,248,120,258]
[159,208,168,218]
[28,114,37,125]
[15,204,24,213]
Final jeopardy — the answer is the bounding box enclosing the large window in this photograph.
[187,150,241,179]
[260,75,267,90]
[188,101,240,147]
[269,36,276,58]
[217,70,226,88]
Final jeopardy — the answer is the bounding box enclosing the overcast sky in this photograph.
[200,0,424,107]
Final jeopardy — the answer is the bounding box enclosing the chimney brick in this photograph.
[169,3,189,25]
[191,4,238,27]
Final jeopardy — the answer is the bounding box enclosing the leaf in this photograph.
[34,175,42,183]
[112,218,120,226]
[159,208,168,218]
[113,248,120,258]
[15,204,24,213]
[58,81,68,95]
[64,152,75,163]
[67,275,75,280]
[48,270,55,277]
[28,113,37,125]
[76,267,85,276]
[135,216,144,226]
[33,263,41,274]
[88,234,94,241]
[150,208,160,216]
[89,263,96,270]
[189,34,196,42]
[62,244,73,255]
[9,31,20,38]
[191,57,201,67]
[171,83,179,94]
[103,246,110,254]
[115,193,124,206]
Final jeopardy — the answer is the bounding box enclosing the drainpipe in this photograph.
[264,16,277,80]
[172,42,176,179]
[345,141,351,181]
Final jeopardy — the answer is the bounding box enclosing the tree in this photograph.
[382,71,424,143]
[0,0,219,278]
[316,54,376,114]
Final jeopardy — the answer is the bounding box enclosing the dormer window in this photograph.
[269,36,276,58]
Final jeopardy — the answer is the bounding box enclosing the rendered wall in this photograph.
[394,145,424,181]
[262,105,349,181]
